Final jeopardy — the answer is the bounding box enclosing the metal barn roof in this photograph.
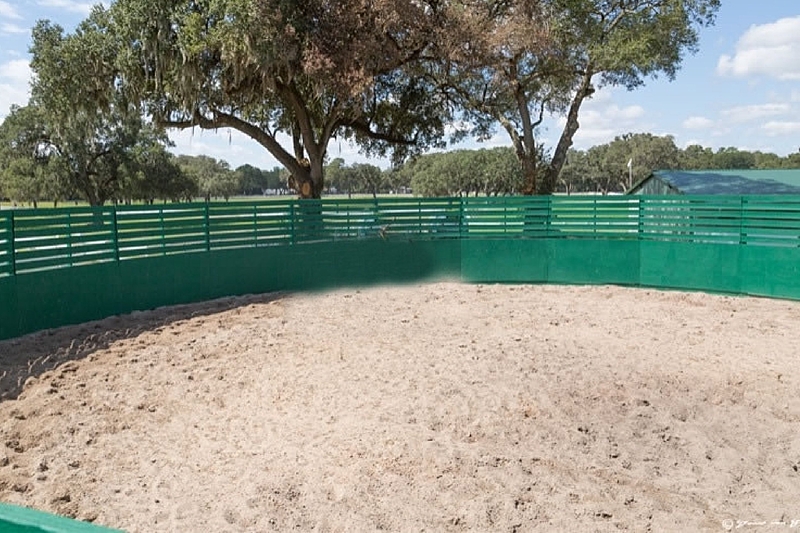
[627,169,800,195]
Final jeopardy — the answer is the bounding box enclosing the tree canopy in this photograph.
[406,148,523,197]
[16,15,177,206]
[108,0,453,198]
[436,0,720,194]
[2,0,726,202]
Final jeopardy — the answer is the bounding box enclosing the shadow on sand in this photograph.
[0,292,288,402]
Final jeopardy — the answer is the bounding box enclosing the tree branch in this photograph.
[161,108,307,179]
[275,80,321,162]
[344,118,418,146]
[531,100,546,129]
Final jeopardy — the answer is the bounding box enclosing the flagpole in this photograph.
[627,158,633,190]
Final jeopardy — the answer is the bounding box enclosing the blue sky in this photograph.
[1,1,800,170]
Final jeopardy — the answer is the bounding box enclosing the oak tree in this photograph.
[438,0,720,194]
[109,0,452,198]
[28,14,173,206]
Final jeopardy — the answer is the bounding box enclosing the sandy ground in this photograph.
[1,282,799,533]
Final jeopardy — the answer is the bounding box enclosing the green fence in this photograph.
[4,195,800,344]
[460,195,800,299]
[0,502,123,533]
[4,194,800,532]
[9,195,800,278]
[2,198,467,275]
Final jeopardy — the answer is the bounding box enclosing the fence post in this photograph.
[160,206,166,255]
[502,196,508,235]
[204,203,211,252]
[459,197,466,239]
[8,212,16,275]
[111,207,120,262]
[545,196,553,237]
[345,201,350,240]
[253,203,258,247]
[66,211,73,267]
[638,197,644,240]
[289,202,296,245]
[739,196,746,246]
[417,200,422,236]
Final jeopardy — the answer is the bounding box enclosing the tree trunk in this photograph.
[86,190,104,206]
[288,157,324,199]
[520,156,537,195]
[543,68,595,195]
[79,173,105,206]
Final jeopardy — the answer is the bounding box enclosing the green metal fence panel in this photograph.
[13,262,123,337]
[740,245,800,299]
[740,196,800,247]
[9,195,800,343]
[462,196,549,238]
[639,241,742,294]
[322,199,384,240]
[408,197,463,238]
[373,197,461,239]
[208,201,293,250]
[253,202,294,246]
[0,275,18,340]
[461,239,549,282]
[547,239,640,285]
[549,196,640,239]
[11,208,116,274]
[116,204,209,259]
[461,238,639,285]
[0,502,122,533]
[639,196,743,244]
[291,199,327,242]
[281,197,463,242]
[0,212,13,277]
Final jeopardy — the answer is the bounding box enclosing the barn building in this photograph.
[627,169,800,195]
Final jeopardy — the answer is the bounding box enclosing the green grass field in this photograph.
[0,194,420,210]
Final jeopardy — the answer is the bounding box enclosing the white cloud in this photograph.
[36,0,98,15]
[682,116,714,130]
[720,103,791,123]
[566,101,648,147]
[761,121,800,136]
[717,16,800,80]
[0,1,22,20]
[1,22,28,35]
[0,59,31,118]
[1,58,31,85]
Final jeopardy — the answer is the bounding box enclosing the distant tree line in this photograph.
[0,119,289,206]
[7,130,800,205]
[559,133,800,194]
[322,147,524,197]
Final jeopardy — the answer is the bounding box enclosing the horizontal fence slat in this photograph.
[0,213,12,276]
[8,207,116,272]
